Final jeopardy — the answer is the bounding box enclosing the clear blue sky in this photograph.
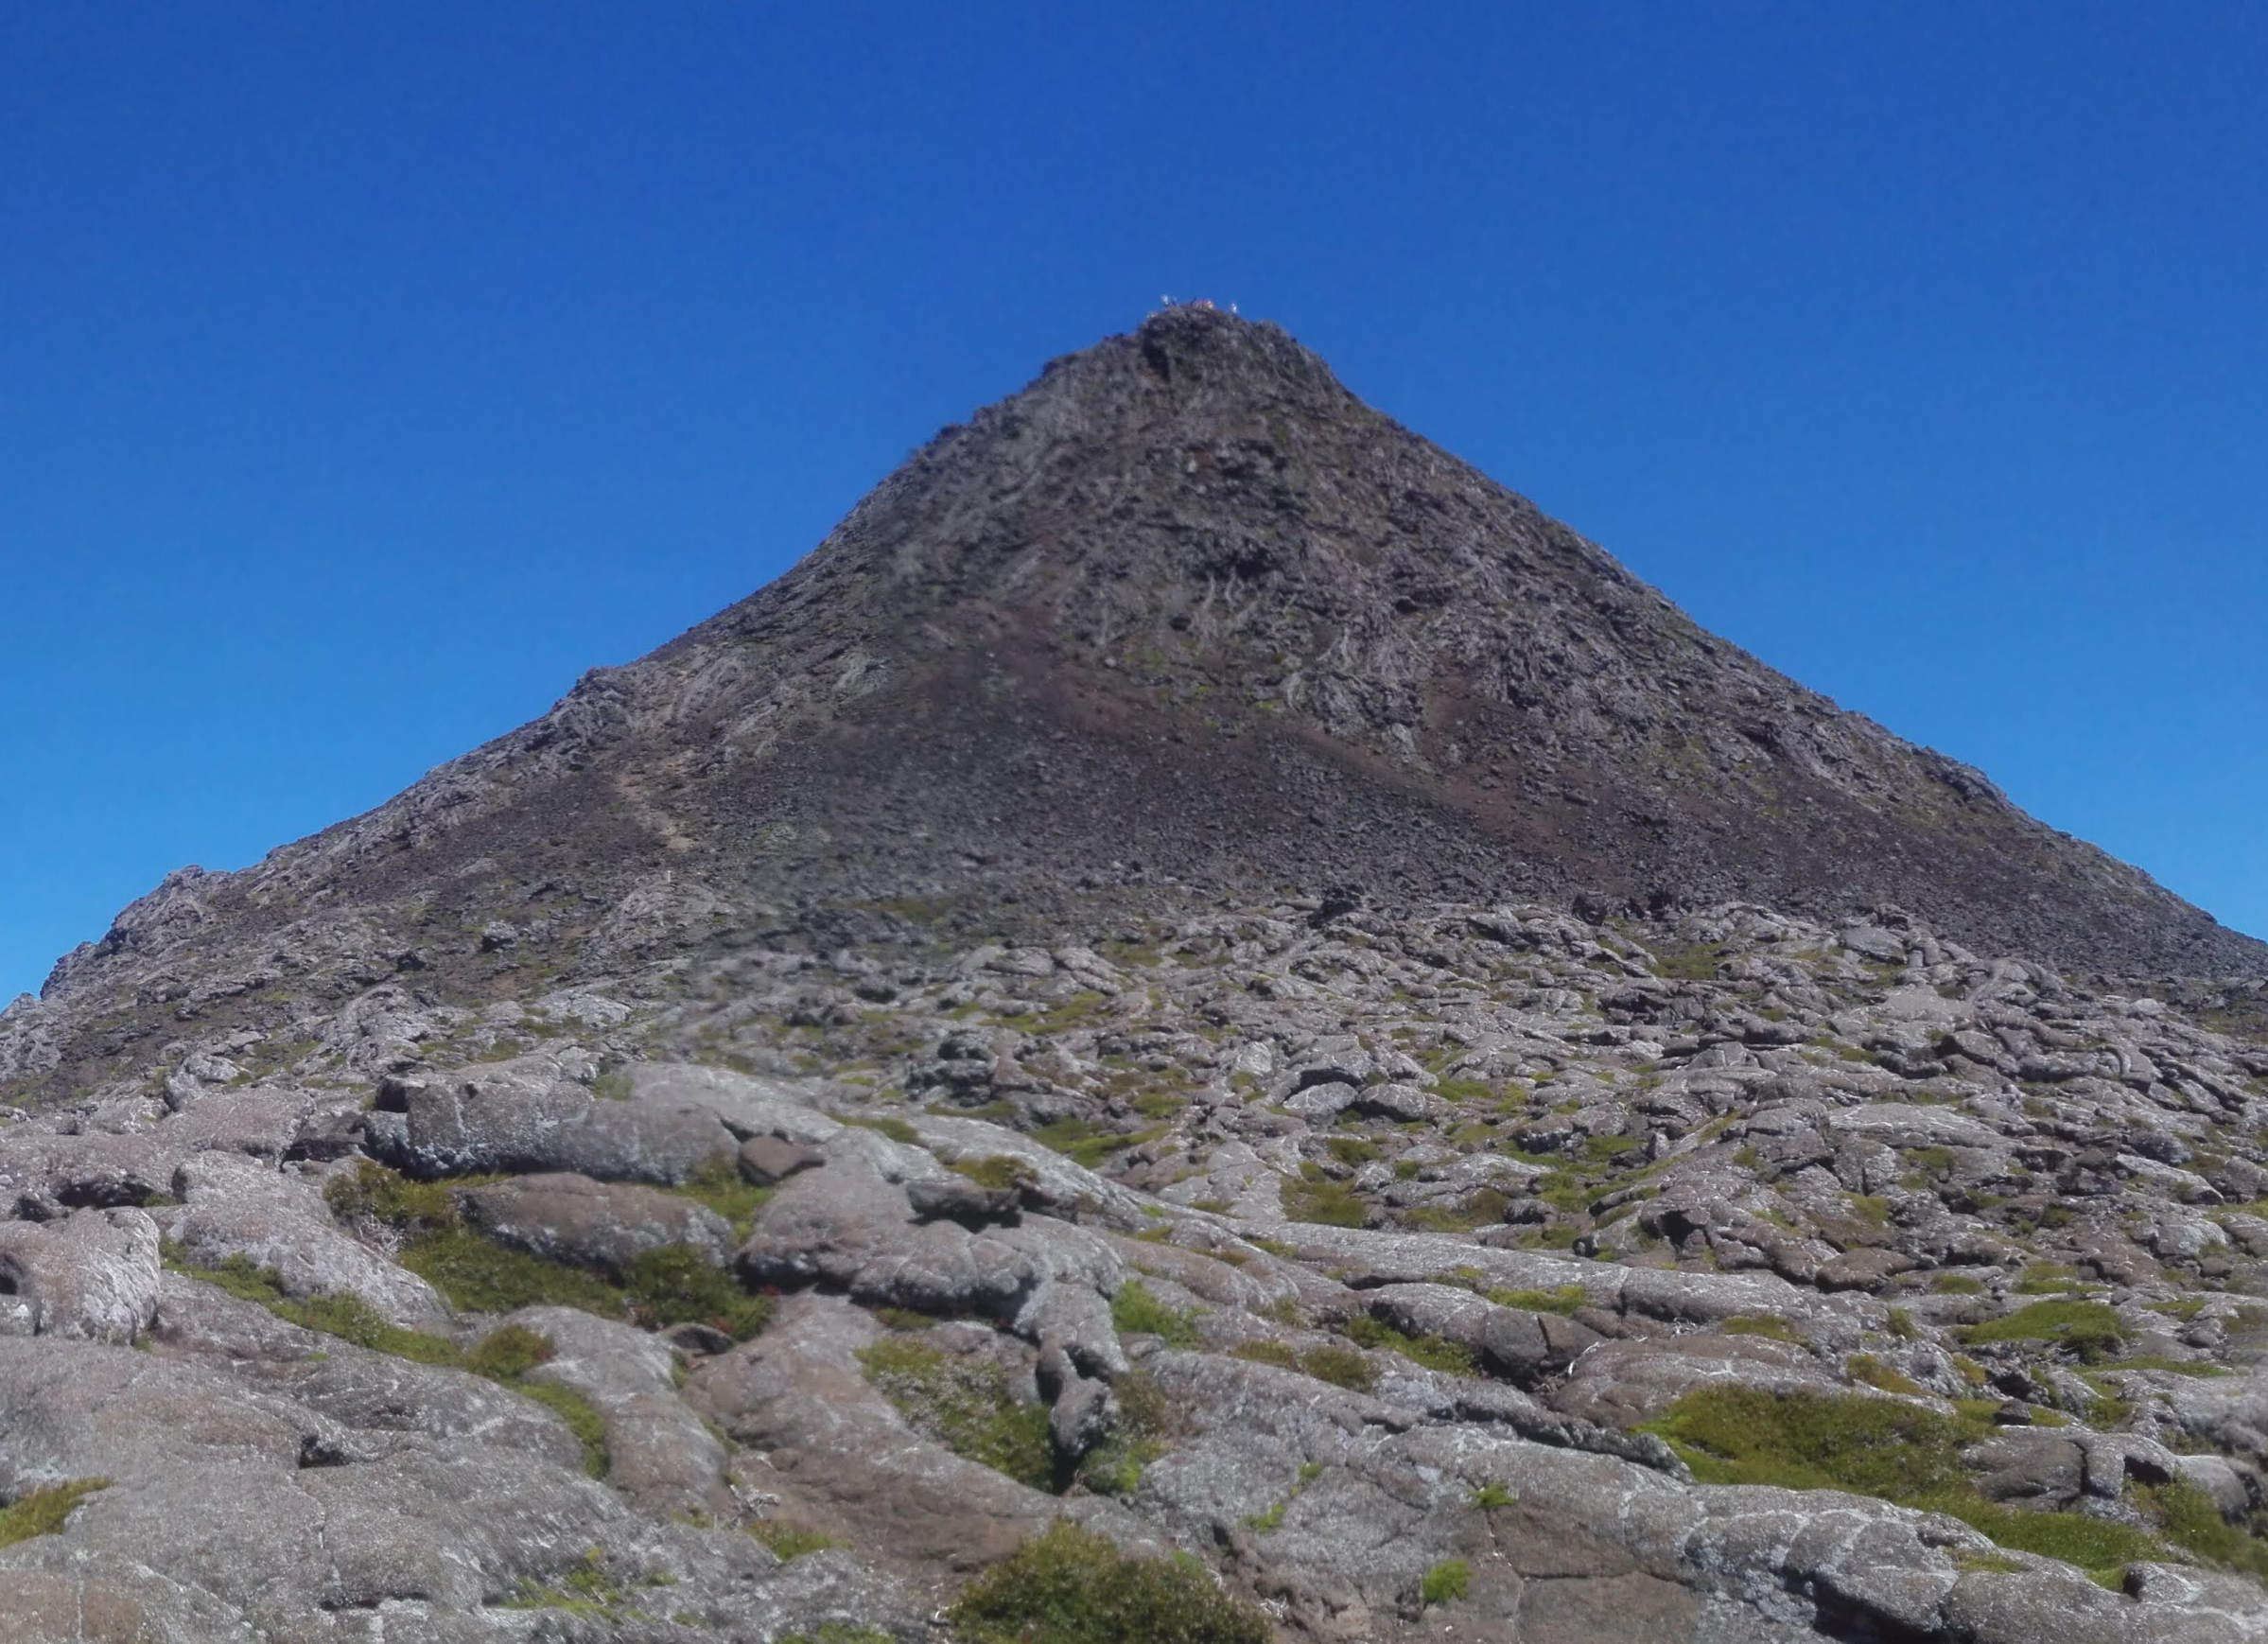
[5,4,2265,999]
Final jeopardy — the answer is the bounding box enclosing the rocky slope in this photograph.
[5,310,2268,1642]
[4,901,2268,1640]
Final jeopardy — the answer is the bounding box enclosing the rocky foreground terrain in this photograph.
[6,308,2268,1641]
[4,898,2268,1641]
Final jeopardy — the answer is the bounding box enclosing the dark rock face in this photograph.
[4,314,2268,1641]
[5,307,2259,1105]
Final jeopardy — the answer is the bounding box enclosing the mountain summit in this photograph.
[6,307,2260,1100]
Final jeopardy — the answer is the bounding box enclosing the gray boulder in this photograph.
[388,1073,736,1183]
[459,1172,735,1275]
[169,1152,451,1328]
[0,1207,160,1344]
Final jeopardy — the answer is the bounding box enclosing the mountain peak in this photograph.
[9,320,2262,1100]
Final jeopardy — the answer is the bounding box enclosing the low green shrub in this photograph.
[2116,1355,2231,1377]
[620,1246,774,1339]
[323,1163,771,1340]
[948,1520,1269,1644]
[1077,1372,1169,1495]
[951,1154,1038,1191]
[397,1226,623,1317]
[1847,1354,1925,1396]
[1031,1116,1160,1169]
[2149,1478,2268,1583]
[1534,1173,1596,1215]
[1961,1300,2126,1361]
[499,1548,630,1616]
[464,1322,554,1379]
[1403,1189,1509,1233]
[162,1242,610,1477]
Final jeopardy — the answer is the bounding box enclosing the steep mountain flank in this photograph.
[6,307,2258,1107]
[4,312,2268,1643]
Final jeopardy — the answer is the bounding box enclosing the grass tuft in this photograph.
[1111,1279,1202,1348]
[1420,1559,1472,1605]
[1281,1164,1369,1228]
[1487,1285,1588,1316]
[751,1520,845,1560]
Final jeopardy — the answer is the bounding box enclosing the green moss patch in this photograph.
[948,1520,1269,1644]
[1719,1315,1802,1343]
[751,1520,845,1560]
[500,1548,640,1618]
[666,1153,774,1237]
[0,1479,109,1549]
[1229,1338,1380,1393]
[1032,1116,1163,1170]
[856,1337,1055,1491]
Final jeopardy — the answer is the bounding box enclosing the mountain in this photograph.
[5,306,2259,1106]
[5,311,2268,1644]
